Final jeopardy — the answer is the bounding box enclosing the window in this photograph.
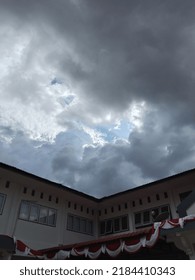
[100,215,129,235]
[114,218,120,232]
[161,205,169,213]
[87,220,93,234]
[19,201,57,226]
[67,214,93,235]
[143,211,150,224]
[74,216,80,231]
[67,215,73,229]
[100,221,105,235]
[48,209,56,226]
[152,208,159,218]
[39,207,48,224]
[0,194,6,214]
[29,205,39,222]
[121,216,128,230]
[106,220,112,233]
[134,204,171,228]
[80,218,86,232]
[134,213,141,225]
[19,201,30,220]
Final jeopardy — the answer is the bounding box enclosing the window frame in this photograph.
[18,201,57,227]
[0,193,6,215]
[100,215,129,236]
[67,213,94,236]
[134,204,171,229]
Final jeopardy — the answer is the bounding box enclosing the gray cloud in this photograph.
[1,0,195,197]
[51,106,195,197]
[2,0,195,111]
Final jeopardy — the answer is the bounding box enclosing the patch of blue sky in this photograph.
[112,119,132,139]
[95,119,132,143]
[94,126,116,142]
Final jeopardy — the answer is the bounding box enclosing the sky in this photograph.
[1,0,195,198]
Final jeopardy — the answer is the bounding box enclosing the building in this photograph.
[0,162,195,259]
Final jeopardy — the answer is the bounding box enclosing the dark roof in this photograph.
[1,162,195,201]
[99,167,195,201]
[0,162,98,202]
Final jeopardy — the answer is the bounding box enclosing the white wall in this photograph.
[1,164,195,251]
[0,168,98,249]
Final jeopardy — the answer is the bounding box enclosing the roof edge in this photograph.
[1,162,195,201]
[100,167,195,201]
[0,162,98,202]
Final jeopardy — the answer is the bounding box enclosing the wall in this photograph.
[1,164,195,251]
[0,167,98,249]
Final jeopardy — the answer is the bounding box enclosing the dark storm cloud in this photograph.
[52,110,195,197]
[1,0,195,111]
[52,139,140,197]
[1,0,195,196]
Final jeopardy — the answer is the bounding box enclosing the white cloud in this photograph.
[81,125,107,145]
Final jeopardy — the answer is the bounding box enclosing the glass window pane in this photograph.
[161,206,169,213]
[67,215,73,230]
[114,218,120,232]
[0,194,6,214]
[39,207,48,224]
[100,221,105,235]
[87,220,93,234]
[19,202,30,220]
[29,205,39,222]
[135,213,141,225]
[48,209,56,226]
[106,220,112,233]
[74,216,80,231]
[143,211,150,224]
[80,219,87,233]
[121,216,128,230]
[151,208,159,220]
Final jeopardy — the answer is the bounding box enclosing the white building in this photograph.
[0,162,195,259]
